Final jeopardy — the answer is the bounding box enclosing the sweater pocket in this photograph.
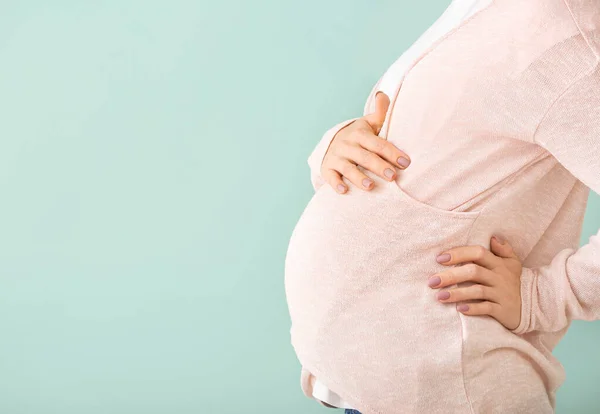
[388,172,481,220]
[284,171,480,413]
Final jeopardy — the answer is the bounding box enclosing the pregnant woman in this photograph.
[284,0,600,413]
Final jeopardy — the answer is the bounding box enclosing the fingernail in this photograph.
[437,291,450,300]
[436,253,451,263]
[397,157,411,168]
[428,276,441,288]
[336,184,346,193]
[362,178,373,189]
[493,234,505,244]
[384,168,395,179]
[457,304,469,312]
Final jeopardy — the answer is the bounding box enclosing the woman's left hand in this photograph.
[428,235,523,331]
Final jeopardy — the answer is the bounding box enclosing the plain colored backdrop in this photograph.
[0,1,598,413]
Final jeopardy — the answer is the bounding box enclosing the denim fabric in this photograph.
[344,410,361,414]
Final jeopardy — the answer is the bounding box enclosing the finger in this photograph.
[329,157,375,191]
[456,300,501,318]
[435,283,500,304]
[342,144,398,181]
[322,168,348,194]
[490,234,518,260]
[357,131,411,170]
[436,244,504,271]
[428,263,496,289]
[363,91,390,134]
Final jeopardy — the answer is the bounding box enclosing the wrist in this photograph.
[510,266,537,335]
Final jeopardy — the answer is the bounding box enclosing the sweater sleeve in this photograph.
[511,69,600,335]
[307,76,383,191]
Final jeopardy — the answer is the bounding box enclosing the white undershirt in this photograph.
[311,0,492,409]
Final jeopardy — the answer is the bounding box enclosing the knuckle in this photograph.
[326,142,340,157]
[465,263,478,277]
[372,137,386,152]
[476,284,486,298]
[356,130,370,146]
[332,141,350,157]
[361,150,376,166]
[348,129,361,143]
[338,131,350,144]
[475,245,487,259]
[340,163,354,177]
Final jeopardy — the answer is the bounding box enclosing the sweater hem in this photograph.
[297,358,382,414]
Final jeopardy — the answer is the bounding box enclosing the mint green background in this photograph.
[0,1,598,413]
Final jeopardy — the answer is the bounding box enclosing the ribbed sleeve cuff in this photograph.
[510,266,536,335]
[307,118,359,191]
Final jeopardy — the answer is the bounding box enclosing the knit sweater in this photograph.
[309,0,493,409]
[284,0,600,413]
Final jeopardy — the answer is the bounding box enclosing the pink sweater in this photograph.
[284,0,600,413]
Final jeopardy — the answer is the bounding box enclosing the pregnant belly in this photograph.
[284,171,481,413]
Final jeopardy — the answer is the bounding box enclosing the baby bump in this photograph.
[284,171,481,412]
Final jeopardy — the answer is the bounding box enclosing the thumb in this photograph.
[490,234,517,259]
[363,91,390,135]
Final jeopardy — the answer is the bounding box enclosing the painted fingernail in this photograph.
[362,178,373,189]
[437,291,450,300]
[457,304,469,312]
[493,234,505,244]
[436,253,451,263]
[397,157,411,168]
[428,276,441,288]
[384,168,395,179]
[336,184,346,193]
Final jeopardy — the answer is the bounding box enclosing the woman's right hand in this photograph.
[321,91,412,194]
